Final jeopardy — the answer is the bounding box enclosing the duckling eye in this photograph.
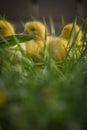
[0,27,2,30]
[30,28,35,31]
[64,28,68,31]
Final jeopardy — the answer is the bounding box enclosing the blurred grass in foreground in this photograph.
[0,18,87,130]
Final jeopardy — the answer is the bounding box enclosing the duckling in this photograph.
[0,19,15,36]
[0,19,20,64]
[24,21,48,61]
[47,35,67,61]
[0,19,16,54]
[60,23,83,45]
[60,23,83,58]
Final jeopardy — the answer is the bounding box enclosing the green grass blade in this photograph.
[0,34,36,47]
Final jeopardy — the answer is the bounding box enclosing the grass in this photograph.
[0,18,87,130]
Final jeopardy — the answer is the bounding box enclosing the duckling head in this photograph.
[24,21,48,40]
[0,20,15,36]
[60,23,83,42]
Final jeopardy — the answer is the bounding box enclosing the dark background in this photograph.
[0,0,86,33]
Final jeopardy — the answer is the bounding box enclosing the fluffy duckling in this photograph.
[47,35,67,61]
[0,19,20,64]
[60,23,83,58]
[60,23,83,45]
[0,19,15,36]
[0,19,16,54]
[0,19,16,50]
[24,21,48,61]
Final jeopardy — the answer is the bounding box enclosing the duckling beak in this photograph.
[19,32,25,35]
[19,32,29,36]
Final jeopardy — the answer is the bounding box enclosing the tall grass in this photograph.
[0,18,87,130]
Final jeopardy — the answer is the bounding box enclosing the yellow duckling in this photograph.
[0,19,16,51]
[60,23,83,45]
[60,23,83,58]
[47,35,67,61]
[24,21,48,61]
[0,19,20,64]
[0,19,16,54]
[0,19,15,36]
